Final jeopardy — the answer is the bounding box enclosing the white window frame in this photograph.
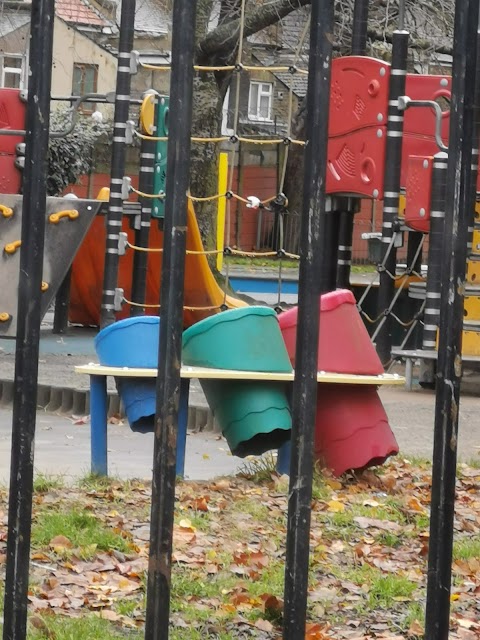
[0,54,26,90]
[248,81,273,122]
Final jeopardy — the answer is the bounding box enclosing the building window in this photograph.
[248,81,273,122]
[72,63,98,113]
[0,54,25,89]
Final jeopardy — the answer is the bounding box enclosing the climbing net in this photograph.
[118,0,310,313]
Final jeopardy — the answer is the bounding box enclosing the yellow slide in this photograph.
[183,200,248,325]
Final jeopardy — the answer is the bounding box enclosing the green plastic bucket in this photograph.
[182,307,292,457]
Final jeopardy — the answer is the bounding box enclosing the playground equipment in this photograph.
[69,200,247,327]
[2,0,478,638]
[0,194,102,338]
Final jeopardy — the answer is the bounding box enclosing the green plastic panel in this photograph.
[152,95,169,219]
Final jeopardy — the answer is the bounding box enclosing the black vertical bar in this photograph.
[53,268,72,333]
[406,231,423,275]
[3,0,55,636]
[422,154,447,352]
[351,0,369,55]
[144,1,197,639]
[324,202,340,291]
[282,0,334,638]
[100,0,135,328]
[336,197,358,289]
[425,2,480,638]
[375,30,409,364]
[130,131,155,315]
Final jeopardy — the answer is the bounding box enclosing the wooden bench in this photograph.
[75,364,405,477]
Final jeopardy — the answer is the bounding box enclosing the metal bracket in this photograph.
[122,176,132,200]
[131,51,140,74]
[125,120,135,145]
[118,232,129,255]
[398,95,449,152]
[114,288,124,311]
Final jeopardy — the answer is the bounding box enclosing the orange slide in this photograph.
[69,201,247,328]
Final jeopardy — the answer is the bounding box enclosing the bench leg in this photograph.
[176,378,190,478]
[90,375,108,476]
[276,439,291,475]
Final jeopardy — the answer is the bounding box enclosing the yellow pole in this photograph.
[216,152,228,271]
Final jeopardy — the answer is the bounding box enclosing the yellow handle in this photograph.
[0,313,10,322]
[0,205,13,218]
[49,209,79,224]
[4,240,21,255]
[41,282,49,292]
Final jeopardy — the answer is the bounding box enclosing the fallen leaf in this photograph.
[353,516,402,532]
[327,500,345,513]
[254,618,273,632]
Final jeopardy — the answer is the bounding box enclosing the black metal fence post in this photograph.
[131,124,156,316]
[375,30,409,364]
[100,0,136,328]
[144,1,197,638]
[425,1,480,637]
[282,0,334,637]
[3,0,55,636]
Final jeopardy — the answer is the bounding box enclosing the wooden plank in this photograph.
[75,363,405,385]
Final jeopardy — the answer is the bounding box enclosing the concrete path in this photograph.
[0,384,478,485]
[0,408,243,484]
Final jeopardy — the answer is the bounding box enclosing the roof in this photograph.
[0,8,30,39]
[115,0,168,37]
[252,49,309,99]
[55,0,109,27]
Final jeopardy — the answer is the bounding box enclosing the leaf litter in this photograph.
[0,458,478,638]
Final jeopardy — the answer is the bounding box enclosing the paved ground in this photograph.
[0,408,242,484]
[0,383,478,485]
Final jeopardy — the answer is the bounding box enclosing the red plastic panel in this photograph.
[400,74,451,188]
[404,74,451,140]
[0,88,26,194]
[329,56,390,137]
[326,127,386,198]
[404,155,433,233]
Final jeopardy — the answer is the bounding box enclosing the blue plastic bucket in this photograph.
[95,316,160,368]
[94,317,160,432]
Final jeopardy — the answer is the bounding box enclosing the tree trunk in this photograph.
[282,98,306,252]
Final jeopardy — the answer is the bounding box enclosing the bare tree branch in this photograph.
[197,0,310,61]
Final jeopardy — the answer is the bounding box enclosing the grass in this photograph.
[238,452,278,482]
[465,456,480,469]
[224,255,377,273]
[402,602,425,633]
[368,573,418,608]
[28,614,142,639]
[31,508,128,559]
[77,472,123,492]
[33,473,65,494]
[453,536,480,561]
